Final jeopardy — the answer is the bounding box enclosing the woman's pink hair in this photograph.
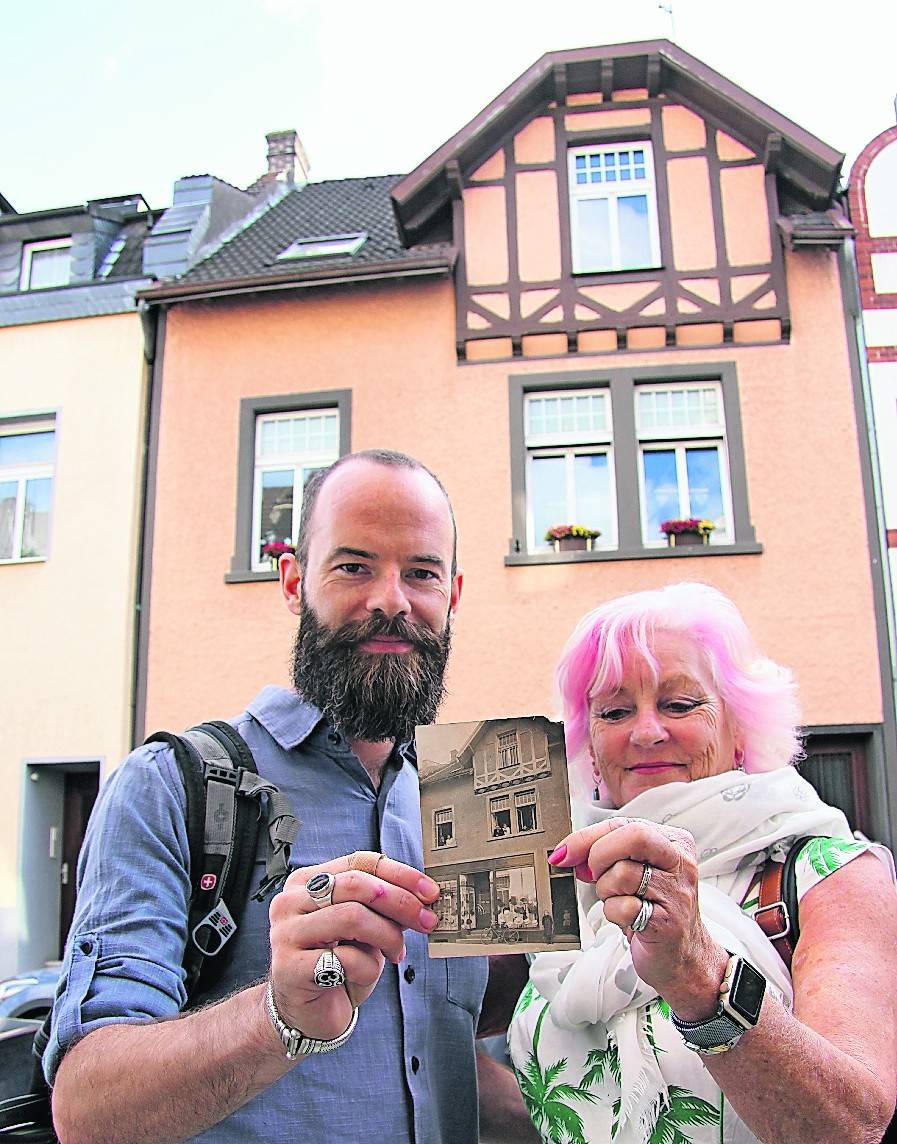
[556,582,803,797]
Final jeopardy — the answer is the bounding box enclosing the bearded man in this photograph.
[47,451,532,1144]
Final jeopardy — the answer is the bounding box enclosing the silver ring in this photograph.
[313,949,346,989]
[306,872,336,909]
[636,863,653,899]
[631,898,654,933]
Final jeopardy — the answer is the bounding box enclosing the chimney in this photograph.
[265,129,310,186]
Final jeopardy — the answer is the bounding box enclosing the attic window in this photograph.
[20,238,72,291]
[276,232,366,261]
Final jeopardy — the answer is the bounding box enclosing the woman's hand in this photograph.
[550,818,727,1014]
[268,853,440,1041]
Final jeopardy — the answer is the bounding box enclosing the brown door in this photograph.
[799,736,870,837]
[59,771,99,956]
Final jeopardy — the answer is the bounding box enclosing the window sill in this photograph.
[504,542,763,566]
[224,568,279,583]
[434,842,457,851]
[0,556,46,565]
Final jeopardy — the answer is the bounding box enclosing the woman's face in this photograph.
[588,631,742,807]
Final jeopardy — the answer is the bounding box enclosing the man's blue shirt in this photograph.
[45,686,488,1143]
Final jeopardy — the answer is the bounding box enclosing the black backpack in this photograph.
[0,721,299,1141]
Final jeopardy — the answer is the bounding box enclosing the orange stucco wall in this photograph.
[145,251,881,741]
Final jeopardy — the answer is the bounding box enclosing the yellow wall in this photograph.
[0,314,147,974]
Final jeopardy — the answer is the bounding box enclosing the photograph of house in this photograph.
[418,716,579,955]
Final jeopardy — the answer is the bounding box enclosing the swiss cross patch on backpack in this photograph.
[0,720,300,1142]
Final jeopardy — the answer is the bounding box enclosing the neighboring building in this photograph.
[0,194,157,976]
[0,148,291,973]
[136,40,897,852]
[849,119,897,654]
[419,718,577,947]
[0,129,310,976]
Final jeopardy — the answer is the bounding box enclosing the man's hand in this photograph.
[268,853,440,1040]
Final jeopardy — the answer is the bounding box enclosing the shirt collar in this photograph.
[245,685,324,751]
[245,684,419,768]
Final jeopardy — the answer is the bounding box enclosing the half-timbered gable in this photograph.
[392,41,845,362]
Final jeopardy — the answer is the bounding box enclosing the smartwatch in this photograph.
[670,953,766,1055]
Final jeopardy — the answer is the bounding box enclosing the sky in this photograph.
[3,0,896,214]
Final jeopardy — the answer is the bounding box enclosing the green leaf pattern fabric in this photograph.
[508,837,872,1142]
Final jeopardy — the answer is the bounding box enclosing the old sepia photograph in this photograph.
[417,715,580,957]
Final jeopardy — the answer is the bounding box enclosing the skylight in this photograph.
[276,232,367,261]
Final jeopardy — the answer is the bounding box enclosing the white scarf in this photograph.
[529,769,855,1142]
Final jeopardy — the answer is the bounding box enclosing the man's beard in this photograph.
[290,596,452,743]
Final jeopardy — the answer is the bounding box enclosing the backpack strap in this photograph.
[755,836,812,970]
[145,722,300,999]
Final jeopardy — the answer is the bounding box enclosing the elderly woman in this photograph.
[508,583,897,1144]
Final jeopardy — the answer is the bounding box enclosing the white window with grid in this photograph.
[568,143,661,273]
[636,382,733,545]
[524,389,617,550]
[252,408,340,569]
[0,423,55,562]
[20,238,72,291]
[434,807,455,849]
[514,789,539,833]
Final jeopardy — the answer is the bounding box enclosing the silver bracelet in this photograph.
[265,979,358,1060]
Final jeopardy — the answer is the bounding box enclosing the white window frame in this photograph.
[524,387,617,551]
[0,422,56,563]
[19,238,72,291]
[568,142,661,273]
[276,232,367,261]
[433,805,456,850]
[635,381,733,546]
[251,408,340,570]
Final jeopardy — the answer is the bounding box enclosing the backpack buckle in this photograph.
[191,901,238,955]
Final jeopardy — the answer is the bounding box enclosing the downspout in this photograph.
[131,299,166,748]
[839,231,897,850]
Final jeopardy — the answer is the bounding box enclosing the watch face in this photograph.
[729,959,765,1024]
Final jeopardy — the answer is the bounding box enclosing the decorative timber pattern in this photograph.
[472,723,551,793]
[455,90,789,362]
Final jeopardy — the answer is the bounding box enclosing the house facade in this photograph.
[0,195,157,977]
[419,718,577,947]
[137,41,896,854]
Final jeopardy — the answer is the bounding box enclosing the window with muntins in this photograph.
[498,730,519,768]
[568,143,661,273]
[515,789,538,833]
[20,239,72,290]
[636,383,732,546]
[252,408,340,570]
[434,807,455,848]
[525,389,617,550]
[509,365,755,561]
[0,422,55,561]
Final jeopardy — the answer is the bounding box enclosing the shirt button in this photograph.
[410,1056,420,1074]
[327,731,341,746]
[403,966,416,983]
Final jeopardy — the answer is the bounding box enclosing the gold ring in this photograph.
[348,850,385,876]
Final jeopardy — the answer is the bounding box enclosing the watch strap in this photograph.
[265,979,358,1059]
[670,954,763,1055]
